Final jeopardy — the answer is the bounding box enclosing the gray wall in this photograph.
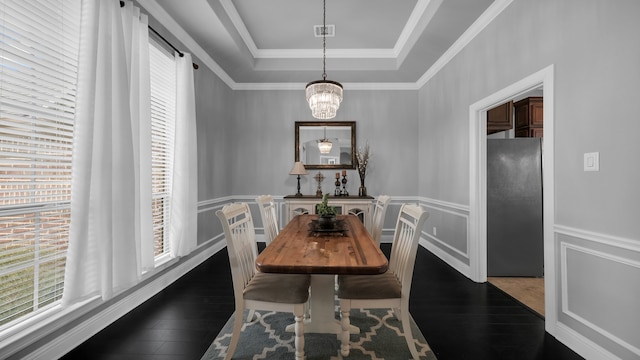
[227,89,419,197]
[418,0,640,359]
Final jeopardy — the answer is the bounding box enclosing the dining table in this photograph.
[255,214,388,334]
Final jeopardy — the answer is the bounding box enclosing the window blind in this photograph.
[0,0,80,326]
[148,39,176,258]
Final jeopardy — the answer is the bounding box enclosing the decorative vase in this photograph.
[317,215,337,229]
[358,178,367,196]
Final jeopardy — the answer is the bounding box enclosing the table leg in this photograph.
[286,274,359,334]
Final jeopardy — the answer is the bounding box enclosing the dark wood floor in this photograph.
[61,244,584,360]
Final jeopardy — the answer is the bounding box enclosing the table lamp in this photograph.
[289,161,308,196]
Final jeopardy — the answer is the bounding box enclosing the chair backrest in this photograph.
[388,204,429,297]
[216,203,258,300]
[369,195,391,245]
[255,195,279,245]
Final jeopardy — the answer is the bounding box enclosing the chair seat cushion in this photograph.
[244,273,311,304]
[337,272,401,299]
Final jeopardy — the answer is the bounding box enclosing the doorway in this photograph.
[468,64,557,331]
[486,91,545,317]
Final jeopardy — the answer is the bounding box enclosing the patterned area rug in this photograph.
[201,307,437,360]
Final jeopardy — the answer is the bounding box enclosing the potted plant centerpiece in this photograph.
[316,193,338,228]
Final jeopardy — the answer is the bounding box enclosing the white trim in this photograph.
[468,65,556,332]
[560,242,640,357]
[256,48,398,59]
[219,0,258,56]
[417,196,470,213]
[418,197,471,262]
[555,225,640,253]
[198,196,234,213]
[556,322,623,360]
[137,0,236,89]
[420,238,471,277]
[395,0,442,66]
[221,0,433,62]
[416,0,513,88]
[139,0,513,92]
[8,240,226,360]
[424,233,469,261]
[232,82,420,91]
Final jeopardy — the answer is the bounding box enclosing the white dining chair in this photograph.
[369,195,390,246]
[216,203,310,360]
[255,195,279,246]
[337,203,429,359]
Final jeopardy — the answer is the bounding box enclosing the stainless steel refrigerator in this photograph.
[487,138,544,277]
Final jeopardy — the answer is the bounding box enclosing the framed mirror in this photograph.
[295,121,356,170]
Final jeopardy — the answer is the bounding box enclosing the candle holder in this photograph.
[341,174,349,196]
[334,178,341,196]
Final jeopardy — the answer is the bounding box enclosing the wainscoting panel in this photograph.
[418,197,470,267]
[556,226,640,360]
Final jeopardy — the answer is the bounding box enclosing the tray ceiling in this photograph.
[142,0,497,87]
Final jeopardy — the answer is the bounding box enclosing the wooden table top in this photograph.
[256,214,388,275]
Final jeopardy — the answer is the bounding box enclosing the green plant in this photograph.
[316,193,337,217]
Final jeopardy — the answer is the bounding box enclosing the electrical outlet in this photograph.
[433,227,437,236]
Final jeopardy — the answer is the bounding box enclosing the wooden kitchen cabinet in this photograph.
[487,101,513,134]
[514,97,543,138]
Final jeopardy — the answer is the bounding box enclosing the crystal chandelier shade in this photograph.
[317,139,333,153]
[317,127,333,153]
[306,80,343,119]
[306,0,342,119]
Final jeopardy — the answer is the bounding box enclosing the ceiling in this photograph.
[140,0,497,88]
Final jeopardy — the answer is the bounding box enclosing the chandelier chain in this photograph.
[305,0,342,120]
[322,0,327,80]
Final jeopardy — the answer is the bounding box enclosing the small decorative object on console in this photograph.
[355,142,370,196]
[314,172,325,197]
[340,170,349,196]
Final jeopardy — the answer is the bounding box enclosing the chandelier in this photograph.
[317,127,333,154]
[305,0,343,119]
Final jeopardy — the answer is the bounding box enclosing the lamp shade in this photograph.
[289,161,308,175]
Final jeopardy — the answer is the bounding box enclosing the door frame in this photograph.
[468,65,557,333]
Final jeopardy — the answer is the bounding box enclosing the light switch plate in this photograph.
[584,152,599,172]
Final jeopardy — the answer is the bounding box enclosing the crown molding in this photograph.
[255,48,397,59]
[140,0,513,91]
[221,0,431,61]
[137,0,238,89]
[395,0,442,67]
[233,82,419,91]
[219,0,259,57]
[416,0,513,88]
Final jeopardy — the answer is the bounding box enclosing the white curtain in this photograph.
[63,0,152,304]
[169,53,198,257]
[122,2,154,273]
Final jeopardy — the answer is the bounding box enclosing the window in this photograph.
[0,0,81,326]
[0,0,179,329]
[148,39,176,258]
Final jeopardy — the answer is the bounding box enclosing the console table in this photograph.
[283,195,374,229]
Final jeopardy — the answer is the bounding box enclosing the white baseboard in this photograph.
[556,322,620,360]
[420,237,472,280]
[17,240,226,360]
